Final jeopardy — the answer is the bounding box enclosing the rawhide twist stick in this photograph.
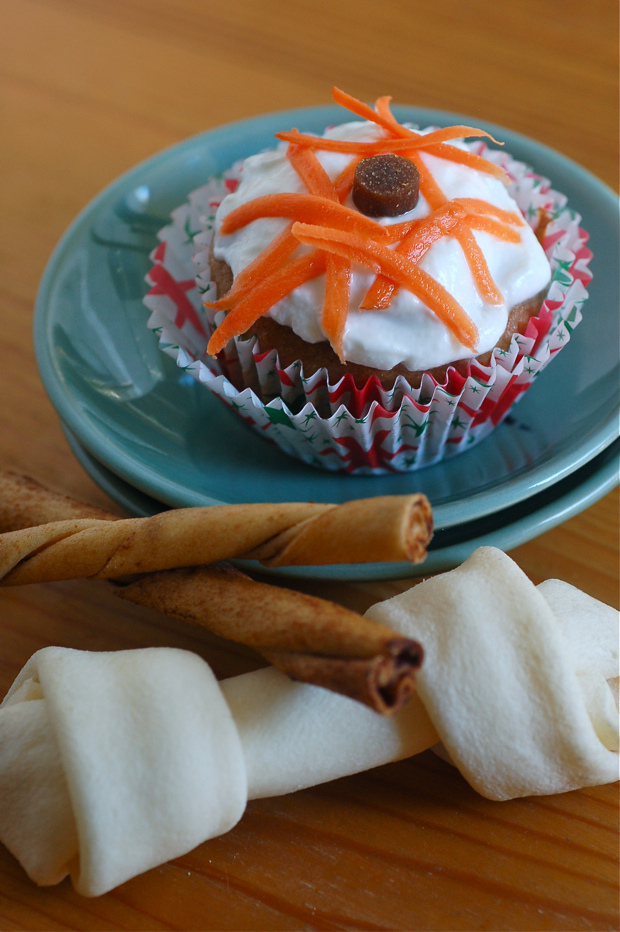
[0,481,432,585]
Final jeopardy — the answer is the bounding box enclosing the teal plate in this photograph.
[34,106,619,564]
[62,425,619,581]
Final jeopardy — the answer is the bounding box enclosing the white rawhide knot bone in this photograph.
[0,648,247,897]
[0,547,617,897]
[366,547,619,799]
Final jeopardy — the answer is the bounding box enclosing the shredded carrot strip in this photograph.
[333,157,361,201]
[420,144,507,179]
[369,96,447,206]
[373,99,510,205]
[332,88,501,148]
[333,87,398,134]
[380,220,423,243]
[206,225,299,311]
[285,129,508,200]
[404,153,447,211]
[276,130,397,153]
[290,141,358,202]
[322,255,351,360]
[219,193,391,239]
[276,132,507,184]
[360,203,467,309]
[209,144,334,313]
[287,135,352,355]
[455,198,524,225]
[287,143,337,200]
[405,125,502,147]
[359,277,395,312]
[466,215,521,242]
[371,98,448,208]
[336,88,505,190]
[396,203,467,262]
[291,222,478,350]
[452,224,503,305]
[276,129,502,159]
[374,95,410,135]
[374,95,395,122]
[207,252,326,356]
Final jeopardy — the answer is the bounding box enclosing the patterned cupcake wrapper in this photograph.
[143,144,592,475]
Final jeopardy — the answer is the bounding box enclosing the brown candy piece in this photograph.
[352,154,420,218]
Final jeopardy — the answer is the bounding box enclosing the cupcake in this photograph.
[144,89,592,474]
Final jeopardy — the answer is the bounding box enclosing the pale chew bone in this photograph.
[0,548,617,897]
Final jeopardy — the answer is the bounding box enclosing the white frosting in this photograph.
[214,121,552,370]
[0,549,616,895]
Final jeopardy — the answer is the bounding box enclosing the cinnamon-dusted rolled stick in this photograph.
[0,472,424,714]
[113,565,422,713]
[0,481,432,586]
[0,472,114,528]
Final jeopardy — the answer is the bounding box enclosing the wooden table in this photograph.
[1,1,618,928]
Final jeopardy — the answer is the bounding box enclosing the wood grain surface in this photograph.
[1,0,618,929]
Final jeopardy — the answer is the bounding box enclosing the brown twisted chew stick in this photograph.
[0,479,432,585]
[0,472,426,714]
[112,565,422,713]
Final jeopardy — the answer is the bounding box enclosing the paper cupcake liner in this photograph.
[143,144,592,475]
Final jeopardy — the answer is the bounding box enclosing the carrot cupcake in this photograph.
[145,89,592,474]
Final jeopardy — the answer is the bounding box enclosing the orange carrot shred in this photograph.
[205,225,299,310]
[452,223,504,305]
[380,220,423,243]
[333,157,361,201]
[465,215,521,242]
[276,130,503,164]
[219,193,391,239]
[397,203,467,262]
[369,97,449,209]
[374,95,398,125]
[455,198,524,225]
[406,154,447,211]
[288,141,353,351]
[207,252,326,356]
[287,143,338,200]
[420,144,507,179]
[321,255,351,360]
[289,142,357,204]
[332,88,500,146]
[333,87,402,137]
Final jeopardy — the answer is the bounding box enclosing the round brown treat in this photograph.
[352,154,420,217]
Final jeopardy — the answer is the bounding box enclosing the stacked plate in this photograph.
[33,107,619,581]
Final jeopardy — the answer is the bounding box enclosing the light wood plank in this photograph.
[0,0,617,928]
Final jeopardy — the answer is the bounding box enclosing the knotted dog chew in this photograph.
[0,547,616,897]
[0,648,246,896]
[0,472,424,714]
